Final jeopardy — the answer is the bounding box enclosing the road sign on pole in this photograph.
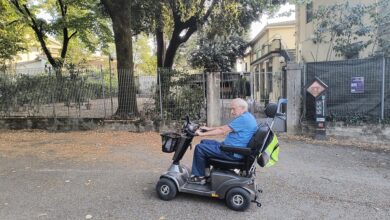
[306,77,328,140]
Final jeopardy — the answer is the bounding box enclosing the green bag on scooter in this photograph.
[257,132,279,168]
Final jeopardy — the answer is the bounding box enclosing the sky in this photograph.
[250,3,296,39]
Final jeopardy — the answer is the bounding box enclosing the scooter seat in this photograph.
[208,158,245,170]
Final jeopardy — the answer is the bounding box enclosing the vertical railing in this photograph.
[386,57,390,120]
[381,56,386,120]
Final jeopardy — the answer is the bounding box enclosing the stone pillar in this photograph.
[286,62,302,134]
[207,72,221,126]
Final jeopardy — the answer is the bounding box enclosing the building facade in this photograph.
[248,21,296,104]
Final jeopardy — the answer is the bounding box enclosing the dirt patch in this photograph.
[2,130,388,166]
[0,131,153,161]
[278,133,390,152]
[0,130,209,167]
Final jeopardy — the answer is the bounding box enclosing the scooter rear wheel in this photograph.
[156,178,177,201]
[225,187,251,211]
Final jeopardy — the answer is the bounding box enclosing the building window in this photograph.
[306,2,313,23]
[256,50,261,59]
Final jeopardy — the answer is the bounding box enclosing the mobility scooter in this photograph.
[156,99,286,211]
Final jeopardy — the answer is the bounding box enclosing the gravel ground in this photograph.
[0,130,389,220]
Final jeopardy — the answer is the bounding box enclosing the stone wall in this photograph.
[327,123,390,144]
[0,117,102,131]
[0,117,179,133]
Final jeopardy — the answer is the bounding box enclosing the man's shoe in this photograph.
[188,176,206,185]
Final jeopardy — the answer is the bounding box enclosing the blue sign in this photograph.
[351,77,364,93]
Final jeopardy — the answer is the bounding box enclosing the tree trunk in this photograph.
[157,22,197,96]
[163,36,181,69]
[102,0,138,118]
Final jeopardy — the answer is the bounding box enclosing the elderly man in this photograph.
[189,98,258,185]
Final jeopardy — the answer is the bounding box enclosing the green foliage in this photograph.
[312,2,373,59]
[328,112,390,125]
[166,71,204,120]
[189,33,248,71]
[0,72,114,115]
[0,73,55,113]
[203,0,283,37]
[130,0,159,35]
[38,0,113,52]
[0,0,28,68]
[5,0,112,70]
[145,69,205,121]
[368,0,390,55]
[133,34,157,75]
[65,39,94,69]
[132,0,284,69]
[312,0,390,59]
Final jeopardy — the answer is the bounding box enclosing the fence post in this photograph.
[250,71,254,101]
[49,67,56,118]
[206,71,221,126]
[381,56,386,120]
[286,62,302,134]
[302,63,307,119]
[100,66,106,118]
[248,71,254,113]
[158,71,163,119]
[109,55,114,116]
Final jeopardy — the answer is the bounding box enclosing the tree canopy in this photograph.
[0,0,28,69]
[189,33,248,72]
[6,0,112,76]
[131,0,285,69]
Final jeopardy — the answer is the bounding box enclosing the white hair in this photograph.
[232,98,248,111]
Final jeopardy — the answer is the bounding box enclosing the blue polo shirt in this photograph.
[224,112,257,158]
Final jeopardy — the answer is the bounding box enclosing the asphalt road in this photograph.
[0,131,389,220]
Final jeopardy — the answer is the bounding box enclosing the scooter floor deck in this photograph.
[181,182,213,196]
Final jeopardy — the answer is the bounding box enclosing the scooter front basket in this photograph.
[160,132,181,153]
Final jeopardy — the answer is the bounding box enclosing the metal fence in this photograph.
[303,56,390,122]
[0,68,206,121]
[259,71,286,104]
[157,68,206,121]
[0,67,279,123]
[220,72,265,123]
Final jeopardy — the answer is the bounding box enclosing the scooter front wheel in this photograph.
[225,187,251,211]
[156,178,177,201]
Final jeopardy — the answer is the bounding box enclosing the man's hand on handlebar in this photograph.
[195,129,201,136]
[199,126,211,132]
[195,126,212,136]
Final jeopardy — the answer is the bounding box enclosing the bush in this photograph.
[144,69,205,121]
[0,73,113,115]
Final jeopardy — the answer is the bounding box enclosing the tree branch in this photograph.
[169,0,182,25]
[200,0,217,24]
[179,17,197,43]
[58,0,66,17]
[7,19,20,26]
[19,4,57,67]
[69,31,77,40]
[57,0,71,60]
[180,25,197,44]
